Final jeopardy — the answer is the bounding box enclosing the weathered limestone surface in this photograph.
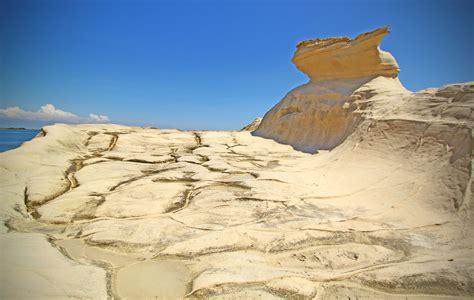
[254,27,411,152]
[1,103,473,298]
[241,117,262,131]
[0,233,108,299]
[0,28,473,299]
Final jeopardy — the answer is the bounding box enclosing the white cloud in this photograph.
[88,113,110,122]
[0,104,110,124]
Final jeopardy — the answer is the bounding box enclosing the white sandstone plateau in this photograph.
[0,28,473,299]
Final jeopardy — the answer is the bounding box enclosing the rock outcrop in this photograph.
[240,117,262,131]
[0,28,473,299]
[253,27,410,152]
[292,27,399,81]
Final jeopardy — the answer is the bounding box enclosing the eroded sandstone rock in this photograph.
[293,27,399,81]
[254,27,410,152]
[241,117,262,131]
[0,28,472,299]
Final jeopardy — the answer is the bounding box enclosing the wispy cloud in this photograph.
[0,104,110,123]
[88,113,110,122]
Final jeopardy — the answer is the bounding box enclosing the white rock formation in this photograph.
[253,27,410,152]
[0,233,108,299]
[241,117,262,131]
[0,28,472,299]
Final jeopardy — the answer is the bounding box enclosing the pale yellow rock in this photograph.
[254,27,410,152]
[293,27,399,81]
[240,117,262,131]
[266,277,318,298]
[0,233,107,299]
[0,113,472,298]
[0,28,473,299]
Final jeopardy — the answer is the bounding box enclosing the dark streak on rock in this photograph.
[109,176,146,192]
[107,134,119,151]
[193,132,202,146]
[170,187,194,214]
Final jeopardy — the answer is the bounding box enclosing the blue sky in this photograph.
[1,0,473,130]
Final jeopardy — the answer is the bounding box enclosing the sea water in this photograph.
[0,130,40,153]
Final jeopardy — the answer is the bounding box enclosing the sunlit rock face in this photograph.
[240,117,262,131]
[254,27,408,152]
[0,27,472,299]
[292,27,399,81]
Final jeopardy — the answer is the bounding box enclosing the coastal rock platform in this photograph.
[1,114,472,298]
[1,27,473,299]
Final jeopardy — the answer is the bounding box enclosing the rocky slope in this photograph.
[0,28,473,299]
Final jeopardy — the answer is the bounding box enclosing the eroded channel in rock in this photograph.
[0,27,473,299]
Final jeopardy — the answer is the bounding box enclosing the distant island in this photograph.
[0,127,38,131]
[0,27,472,300]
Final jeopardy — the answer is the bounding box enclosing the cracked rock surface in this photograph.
[0,107,473,298]
[0,27,473,299]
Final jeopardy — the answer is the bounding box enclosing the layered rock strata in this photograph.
[254,27,409,152]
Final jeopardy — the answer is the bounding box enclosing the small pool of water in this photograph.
[115,260,193,299]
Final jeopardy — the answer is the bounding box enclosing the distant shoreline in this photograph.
[0,128,39,131]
